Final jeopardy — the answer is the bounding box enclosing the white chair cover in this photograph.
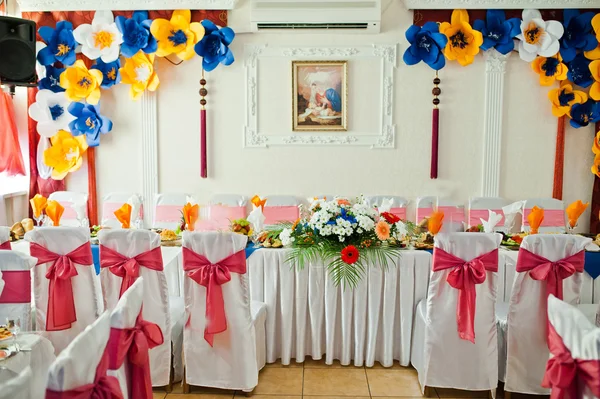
[468,197,509,231]
[0,366,32,399]
[411,232,501,394]
[0,226,10,246]
[47,191,88,227]
[209,194,248,207]
[416,197,465,232]
[153,193,189,229]
[547,295,600,399]
[0,250,36,331]
[26,227,104,354]
[502,234,591,394]
[101,193,144,228]
[522,198,566,233]
[577,303,600,326]
[202,195,248,231]
[182,231,265,390]
[98,229,183,386]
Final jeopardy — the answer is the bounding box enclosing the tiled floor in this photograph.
[152,359,537,399]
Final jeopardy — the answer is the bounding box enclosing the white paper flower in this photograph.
[515,9,564,62]
[28,89,76,137]
[73,10,123,63]
[36,138,53,179]
[36,41,47,80]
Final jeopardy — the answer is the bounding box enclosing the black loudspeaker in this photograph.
[0,16,36,85]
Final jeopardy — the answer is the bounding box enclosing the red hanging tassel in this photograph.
[431,73,441,179]
[200,73,208,179]
[552,116,566,200]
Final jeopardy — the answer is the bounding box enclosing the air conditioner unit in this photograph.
[250,0,381,33]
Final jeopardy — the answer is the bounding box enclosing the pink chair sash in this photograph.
[107,311,163,399]
[438,206,465,223]
[389,207,407,220]
[0,241,10,250]
[468,209,505,227]
[542,324,600,399]
[154,204,182,223]
[432,247,499,343]
[416,207,434,222]
[182,247,246,346]
[100,246,164,298]
[209,205,246,226]
[523,208,565,227]
[30,242,93,331]
[263,206,299,225]
[58,201,85,220]
[46,349,123,399]
[0,271,31,303]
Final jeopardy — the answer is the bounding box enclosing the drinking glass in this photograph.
[5,318,20,353]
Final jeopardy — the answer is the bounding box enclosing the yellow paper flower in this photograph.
[531,54,568,86]
[150,10,204,61]
[594,130,600,155]
[439,10,483,66]
[590,59,600,101]
[584,13,600,60]
[59,60,103,104]
[592,153,600,178]
[548,83,587,117]
[119,51,160,100]
[43,130,88,180]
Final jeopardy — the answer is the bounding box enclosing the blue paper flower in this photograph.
[68,102,113,147]
[38,65,65,93]
[91,59,121,88]
[560,9,598,63]
[569,99,599,128]
[402,22,447,70]
[37,21,77,66]
[115,11,157,58]
[567,54,594,87]
[194,20,235,72]
[473,10,521,55]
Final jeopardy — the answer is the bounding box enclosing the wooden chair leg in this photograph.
[423,386,434,397]
[504,391,511,399]
[182,368,190,394]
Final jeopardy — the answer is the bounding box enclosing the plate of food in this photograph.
[413,233,434,250]
[0,327,12,342]
[159,229,181,246]
[501,233,525,249]
[0,349,12,361]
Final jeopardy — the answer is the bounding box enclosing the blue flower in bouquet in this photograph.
[194,20,235,72]
[569,99,599,128]
[560,9,598,62]
[37,21,77,66]
[68,102,113,147]
[339,208,357,225]
[38,65,65,93]
[473,10,521,55]
[402,22,447,70]
[91,59,121,88]
[568,54,593,87]
[115,11,157,58]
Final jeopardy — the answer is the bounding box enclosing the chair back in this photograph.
[202,195,248,230]
[416,197,465,232]
[366,196,409,220]
[263,196,300,225]
[153,193,189,229]
[0,250,35,331]
[0,367,32,399]
[468,197,509,231]
[101,193,144,228]
[0,226,10,249]
[48,191,88,227]
[522,198,566,233]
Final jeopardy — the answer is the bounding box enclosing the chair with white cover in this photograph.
[0,367,32,399]
[0,250,36,331]
[366,196,409,220]
[468,197,509,232]
[45,312,123,398]
[26,226,104,354]
[577,302,600,326]
[522,198,566,233]
[411,232,502,396]
[101,192,144,228]
[154,193,189,230]
[181,231,267,392]
[498,234,591,395]
[263,196,300,225]
[99,229,185,389]
[204,195,248,231]
[0,226,11,249]
[543,295,600,399]
[416,197,465,232]
[48,191,88,227]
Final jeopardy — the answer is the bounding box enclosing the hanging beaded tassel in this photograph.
[200,71,208,178]
[431,72,441,179]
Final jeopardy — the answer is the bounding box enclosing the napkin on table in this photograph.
[183,202,199,231]
[502,201,525,232]
[428,211,444,235]
[45,200,64,226]
[527,206,544,235]
[566,200,588,229]
[29,194,47,219]
[114,203,132,229]
[480,210,503,233]
[248,195,267,233]
[126,195,141,225]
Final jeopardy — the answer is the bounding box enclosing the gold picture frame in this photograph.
[292,60,347,132]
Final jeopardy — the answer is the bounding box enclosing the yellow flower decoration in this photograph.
[590,59,600,101]
[531,54,568,86]
[439,9,483,66]
[59,59,103,105]
[119,51,160,100]
[43,130,88,180]
[150,10,204,61]
[584,13,600,60]
[592,153,600,178]
[547,83,587,117]
[593,130,600,155]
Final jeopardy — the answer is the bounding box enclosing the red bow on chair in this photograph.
[432,248,499,343]
[30,242,93,331]
[182,247,246,346]
[0,241,10,250]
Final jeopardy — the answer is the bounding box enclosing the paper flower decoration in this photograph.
[570,99,599,128]
[28,89,76,138]
[560,9,598,63]
[67,102,112,147]
[566,200,589,229]
[591,153,600,177]
[115,10,157,58]
[59,60,103,104]
[119,51,159,100]
[194,20,235,72]
[516,9,563,62]
[548,83,587,117]
[590,60,600,100]
[531,54,568,86]
[567,54,593,88]
[73,10,123,63]
[150,10,204,61]
[38,65,65,93]
[37,21,77,66]
[585,13,600,60]
[402,22,447,70]
[593,130,600,155]
[43,130,88,180]
[35,42,47,82]
[473,10,521,55]
[439,10,483,66]
[91,59,121,88]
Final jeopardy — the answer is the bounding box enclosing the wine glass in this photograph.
[5,318,20,353]
[33,213,44,227]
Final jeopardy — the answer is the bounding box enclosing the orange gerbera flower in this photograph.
[375,220,391,241]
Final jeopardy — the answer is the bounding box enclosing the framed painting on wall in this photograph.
[292,61,347,132]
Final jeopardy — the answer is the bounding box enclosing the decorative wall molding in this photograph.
[17,0,236,11]
[403,0,597,9]
[481,49,510,197]
[243,44,398,148]
[141,91,158,228]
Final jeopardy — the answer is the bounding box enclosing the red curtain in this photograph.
[0,91,27,177]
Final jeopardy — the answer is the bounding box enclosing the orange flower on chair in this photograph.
[428,211,444,235]
[527,206,544,234]
[566,200,589,228]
